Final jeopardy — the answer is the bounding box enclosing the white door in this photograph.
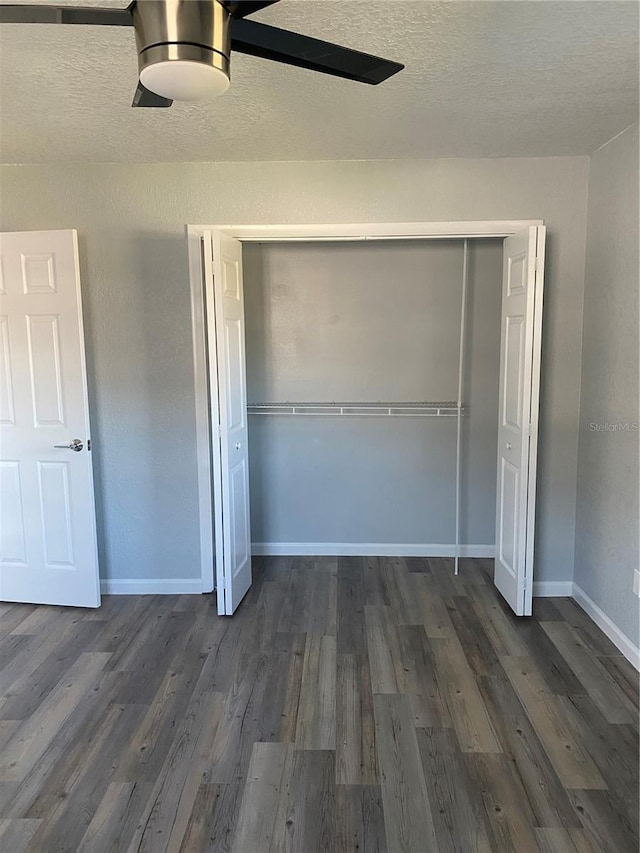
[204,231,252,615]
[0,230,100,608]
[495,225,545,616]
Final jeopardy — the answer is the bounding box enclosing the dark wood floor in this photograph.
[0,557,638,852]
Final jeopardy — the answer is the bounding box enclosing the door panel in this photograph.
[0,461,27,564]
[0,230,100,608]
[205,231,252,615]
[27,314,66,424]
[503,315,524,429]
[0,316,16,424]
[494,226,545,616]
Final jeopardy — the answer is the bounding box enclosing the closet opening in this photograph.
[243,238,498,569]
[187,222,545,618]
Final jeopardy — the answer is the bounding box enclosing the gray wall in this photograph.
[244,239,502,547]
[575,123,639,643]
[0,156,589,583]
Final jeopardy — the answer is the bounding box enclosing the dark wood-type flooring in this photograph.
[0,557,638,852]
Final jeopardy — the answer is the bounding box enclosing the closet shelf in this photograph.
[247,401,463,417]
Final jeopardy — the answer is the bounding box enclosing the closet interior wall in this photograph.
[243,238,503,553]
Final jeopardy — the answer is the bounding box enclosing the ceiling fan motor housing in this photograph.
[133,0,231,99]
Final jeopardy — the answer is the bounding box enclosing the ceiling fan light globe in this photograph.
[140,60,230,101]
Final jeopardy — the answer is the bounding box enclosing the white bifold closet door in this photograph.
[494,225,546,616]
[204,231,252,615]
[0,229,100,608]
[204,225,545,619]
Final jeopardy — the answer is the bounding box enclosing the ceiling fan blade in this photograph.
[230,18,404,84]
[225,1,281,19]
[0,4,133,25]
[132,82,173,108]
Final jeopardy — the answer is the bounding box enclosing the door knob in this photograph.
[54,439,83,452]
[506,442,512,450]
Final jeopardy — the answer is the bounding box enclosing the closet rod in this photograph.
[454,240,469,576]
[247,401,464,417]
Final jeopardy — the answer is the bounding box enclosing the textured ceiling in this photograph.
[0,0,638,163]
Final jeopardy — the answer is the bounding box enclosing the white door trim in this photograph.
[187,220,543,592]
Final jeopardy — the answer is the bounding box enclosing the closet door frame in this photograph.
[187,220,543,598]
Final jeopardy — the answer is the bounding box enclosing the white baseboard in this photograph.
[251,542,495,558]
[532,581,574,597]
[572,583,640,671]
[100,578,203,595]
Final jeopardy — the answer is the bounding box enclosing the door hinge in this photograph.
[87,439,91,451]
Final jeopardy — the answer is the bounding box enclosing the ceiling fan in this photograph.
[0,1,404,107]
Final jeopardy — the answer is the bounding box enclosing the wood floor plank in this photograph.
[395,625,452,727]
[113,620,211,784]
[308,567,337,636]
[337,556,366,656]
[500,656,606,790]
[295,634,336,750]
[231,742,293,853]
[550,598,622,657]
[597,654,640,710]
[445,595,502,677]
[373,693,438,853]
[569,788,639,853]
[557,692,639,825]
[477,672,582,828]
[336,653,378,784]
[269,750,335,853]
[113,612,196,706]
[0,606,38,639]
[0,722,20,755]
[336,784,387,853]
[81,593,127,621]
[361,557,390,606]
[426,558,462,598]
[463,752,540,853]
[253,581,290,650]
[257,632,306,743]
[179,783,242,853]
[0,672,126,821]
[404,556,430,573]
[535,826,599,853]
[531,598,563,621]
[542,621,637,723]
[430,636,502,753]
[381,557,423,625]
[200,616,245,693]
[415,726,493,853]
[0,620,104,721]
[472,584,530,657]
[9,606,67,637]
[25,702,148,852]
[0,818,41,852]
[0,652,111,782]
[77,782,145,853]
[0,610,84,698]
[207,647,273,783]
[105,597,174,672]
[477,589,586,696]
[277,561,315,634]
[411,574,453,638]
[128,690,225,852]
[0,635,30,680]
[365,605,408,694]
